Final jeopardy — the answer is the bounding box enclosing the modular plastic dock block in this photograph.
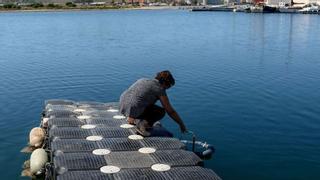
[54,150,202,171]
[140,137,185,149]
[46,104,76,111]
[51,138,142,152]
[56,166,221,180]
[51,137,185,153]
[49,127,134,139]
[48,117,126,128]
[45,110,79,118]
[48,117,85,127]
[45,99,75,106]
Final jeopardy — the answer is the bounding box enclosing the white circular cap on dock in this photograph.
[113,115,126,119]
[107,109,119,112]
[74,108,86,112]
[86,136,103,141]
[92,149,111,155]
[120,124,134,129]
[138,147,156,154]
[42,117,49,123]
[100,165,120,174]
[77,115,91,120]
[81,124,96,129]
[151,164,171,172]
[128,135,143,140]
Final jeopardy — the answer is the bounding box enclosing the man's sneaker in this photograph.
[136,120,151,137]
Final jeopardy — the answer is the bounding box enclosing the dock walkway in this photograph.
[43,99,221,180]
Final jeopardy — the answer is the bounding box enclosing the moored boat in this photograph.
[191,5,234,12]
[279,6,302,13]
[233,4,251,12]
[299,3,319,14]
[249,4,277,13]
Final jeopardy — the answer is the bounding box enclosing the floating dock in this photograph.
[41,99,221,180]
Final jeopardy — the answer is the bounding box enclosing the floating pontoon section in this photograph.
[43,99,221,180]
[49,127,134,139]
[57,166,221,180]
[48,117,126,128]
[51,137,184,153]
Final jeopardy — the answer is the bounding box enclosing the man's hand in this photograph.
[159,95,187,134]
[180,124,187,133]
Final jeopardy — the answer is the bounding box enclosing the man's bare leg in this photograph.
[127,117,135,125]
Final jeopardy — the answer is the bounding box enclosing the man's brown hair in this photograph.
[155,70,175,87]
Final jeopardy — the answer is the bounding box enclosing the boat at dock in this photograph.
[191,3,320,14]
[248,3,278,13]
[191,5,234,12]
[298,3,319,14]
[279,6,302,13]
[233,5,251,12]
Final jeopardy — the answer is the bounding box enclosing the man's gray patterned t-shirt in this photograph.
[119,78,167,118]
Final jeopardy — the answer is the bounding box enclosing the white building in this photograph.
[266,0,320,6]
[293,0,308,4]
[266,0,291,6]
[207,0,223,4]
[293,0,320,5]
[307,0,320,4]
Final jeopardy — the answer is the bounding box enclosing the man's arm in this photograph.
[159,95,187,133]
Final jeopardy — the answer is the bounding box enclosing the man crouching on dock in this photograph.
[119,70,187,136]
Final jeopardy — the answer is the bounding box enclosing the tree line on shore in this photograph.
[0,0,192,10]
[0,2,81,9]
[0,1,144,10]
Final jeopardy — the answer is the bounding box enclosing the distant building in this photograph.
[308,0,320,4]
[0,0,19,3]
[224,0,238,4]
[207,0,223,4]
[242,0,253,3]
[293,0,320,5]
[266,0,291,6]
[252,0,264,3]
[124,0,138,4]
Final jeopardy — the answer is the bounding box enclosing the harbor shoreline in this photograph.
[0,6,179,13]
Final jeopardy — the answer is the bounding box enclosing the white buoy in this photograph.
[86,136,103,141]
[30,149,48,174]
[107,109,119,112]
[81,124,96,129]
[29,127,45,148]
[151,164,171,172]
[120,124,134,129]
[128,135,143,140]
[138,147,156,154]
[77,115,91,120]
[100,165,120,174]
[113,115,125,119]
[92,149,111,155]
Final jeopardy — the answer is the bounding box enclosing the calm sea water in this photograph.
[0,10,320,180]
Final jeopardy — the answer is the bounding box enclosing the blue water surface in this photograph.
[0,10,320,180]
